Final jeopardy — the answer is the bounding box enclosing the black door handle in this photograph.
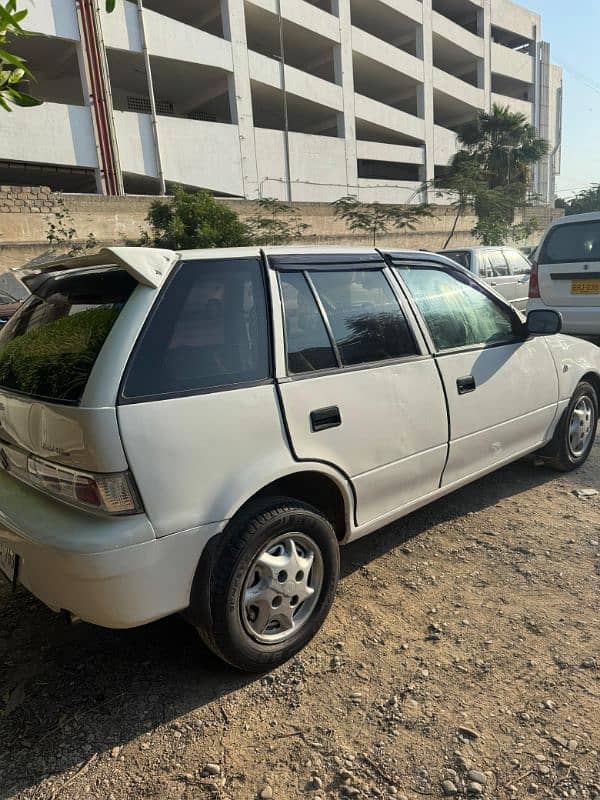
[310,406,342,432]
[457,375,476,395]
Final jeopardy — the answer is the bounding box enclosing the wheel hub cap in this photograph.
[241,533,324,645]
[568,396,595,458]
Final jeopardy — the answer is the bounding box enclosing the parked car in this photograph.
[528,212,600,336]
[438,246,532,310]
[0,292,22,325]
[0,246,598,672]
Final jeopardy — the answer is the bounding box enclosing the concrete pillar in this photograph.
[221,0,259,199]
[74,38,104,195]
[332,0,358,197]
[480,0,492,111]
[418,0,435,194]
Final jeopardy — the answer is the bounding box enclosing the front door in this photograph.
[389,261,559,486]
[269,255,449,526]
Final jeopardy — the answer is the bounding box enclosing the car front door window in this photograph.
[395,266,521,351]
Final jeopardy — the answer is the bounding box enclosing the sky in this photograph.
[523,0,600,199]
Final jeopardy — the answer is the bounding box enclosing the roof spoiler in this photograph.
[17,247,178,290]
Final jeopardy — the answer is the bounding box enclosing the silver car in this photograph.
[438,246,532,310]
[0,246,598,672]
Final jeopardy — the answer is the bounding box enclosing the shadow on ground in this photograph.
[0,452,594,798]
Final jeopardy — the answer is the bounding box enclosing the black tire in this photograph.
[193,497,339,672]
[543,381,598,471]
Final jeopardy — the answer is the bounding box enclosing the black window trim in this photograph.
[118,256,274,406]
[276,265,424,379]
[540,220,600,265]
[386,258,527,356]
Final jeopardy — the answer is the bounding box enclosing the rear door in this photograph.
[485,250,518,304]
[270,254,449,526]
[503,249,531,311]
[387,259,559,486]
[538,218,600,306]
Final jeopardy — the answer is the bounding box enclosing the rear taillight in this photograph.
[26,455,142,515]
[529,260,541,299]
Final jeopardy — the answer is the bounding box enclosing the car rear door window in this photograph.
[395,265,520,351]
[308,269,417,366]
[487,251,509,276]
[504,250,531,275]
[279,272,337,374]
[540,221,600,264]
[123,258,270,400]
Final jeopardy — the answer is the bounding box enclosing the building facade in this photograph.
[1,0,563,204]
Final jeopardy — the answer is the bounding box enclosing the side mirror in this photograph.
[527,309,562,336]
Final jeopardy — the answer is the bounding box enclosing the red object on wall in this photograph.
[77,0,119,195]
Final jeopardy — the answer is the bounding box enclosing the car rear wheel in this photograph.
[544,381,598,471]
[194,497,339,672]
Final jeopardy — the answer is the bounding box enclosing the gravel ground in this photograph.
[1,442,599,800]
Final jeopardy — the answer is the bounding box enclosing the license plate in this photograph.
[0,542,17,585]
[571,279,600,295]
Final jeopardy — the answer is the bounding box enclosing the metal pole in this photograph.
[276,0,292,203]
[136,0,166,194]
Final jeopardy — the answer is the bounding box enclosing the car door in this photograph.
[503,249,531,311]
[387,258,559,486]
[485,250,518,304]
[268,253,449,526]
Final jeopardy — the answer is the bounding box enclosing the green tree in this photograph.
[557,184,600,215]
[247,197,311,245]
[144,186,251,250]
[0,1,41,110]
[427,104,549,247]
[333,195,431,246]
[2,0,116,110]
[46,199,98,256]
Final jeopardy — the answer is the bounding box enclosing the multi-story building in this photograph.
[1,0,562,204]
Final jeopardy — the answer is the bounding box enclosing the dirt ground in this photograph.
[1,443,599,800]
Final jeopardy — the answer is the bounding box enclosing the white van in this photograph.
[528,212,600,335]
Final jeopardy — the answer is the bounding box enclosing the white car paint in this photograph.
[0,246,598,630]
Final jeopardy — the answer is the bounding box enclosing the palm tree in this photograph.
[454,103,549,192]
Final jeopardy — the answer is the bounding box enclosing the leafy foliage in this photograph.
[1,0,117,112]
[144,186,251,250]
[556,184,600,216]
[46,199,98,256]
[428,104,549,247]
[333,195,431,246]
[247,198,310,245]
[0,306,119,400]
[0,1,41,111]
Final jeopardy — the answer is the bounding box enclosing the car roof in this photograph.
[18,245,461,291]
[546,211,600,227]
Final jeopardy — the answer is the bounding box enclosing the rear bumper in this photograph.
[527,300,600,335]
[0,472,224,628]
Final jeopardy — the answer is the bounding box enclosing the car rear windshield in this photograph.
[0,268,136,403]
[441,251,471,270]
[540,220,600,264]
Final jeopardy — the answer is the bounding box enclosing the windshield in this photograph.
[0,267,136,403]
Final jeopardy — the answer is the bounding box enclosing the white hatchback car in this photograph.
[0,247,598,672]
[528,211,600,335]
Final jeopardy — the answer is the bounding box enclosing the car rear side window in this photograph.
[504,250,531,275]
[123,258,270,400]
[540,221,600,264]
[0,268,136,403]
[308,269,417,366]
[487,251,509,276]
[396,265,520,351]
[279,272,337,374]
[443,251,471,270]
